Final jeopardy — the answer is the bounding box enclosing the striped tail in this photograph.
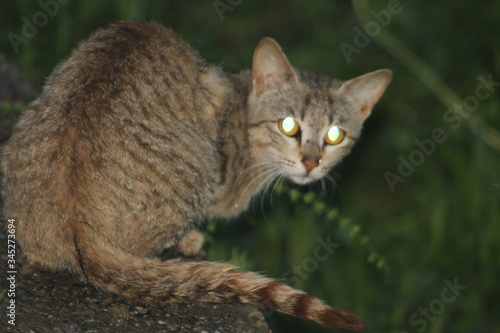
[76,224,363,330]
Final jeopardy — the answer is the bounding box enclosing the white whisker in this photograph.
[236,164,282,206]
[258,168,284,212]
[247,167,281,215]
[319,177,327,202]
[233,160,285,192]
[270,172,287,206]
[269,171,287,208]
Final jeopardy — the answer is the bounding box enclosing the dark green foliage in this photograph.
[1,1,498,332]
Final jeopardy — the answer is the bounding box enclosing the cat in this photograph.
[1,21,391,330]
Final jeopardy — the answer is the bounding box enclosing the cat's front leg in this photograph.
[177,229,205,258]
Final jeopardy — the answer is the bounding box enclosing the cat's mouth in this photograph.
[288,173,319,185]
[285,161,323,185]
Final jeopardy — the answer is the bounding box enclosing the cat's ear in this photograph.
[336,69,392,120]
[252,38,297,96]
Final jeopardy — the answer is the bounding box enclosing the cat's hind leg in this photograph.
[177,229,205,258]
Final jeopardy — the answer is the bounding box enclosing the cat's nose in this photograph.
[302,158,319,174]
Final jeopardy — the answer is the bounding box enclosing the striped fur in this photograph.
[1,22,391,330]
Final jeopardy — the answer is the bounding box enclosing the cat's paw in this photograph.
[178,229,205,258]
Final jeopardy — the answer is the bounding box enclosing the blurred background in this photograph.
[1,1,499,332]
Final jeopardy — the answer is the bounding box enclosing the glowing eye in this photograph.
[279,117,300,136]
[325,126,345,145]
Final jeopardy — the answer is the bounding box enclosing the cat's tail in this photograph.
[75,223,363,331]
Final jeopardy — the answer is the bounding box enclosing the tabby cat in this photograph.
[1,22,391,330]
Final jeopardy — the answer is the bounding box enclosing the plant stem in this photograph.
[351,0,500,151]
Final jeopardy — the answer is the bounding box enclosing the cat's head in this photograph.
[248,38,391,185]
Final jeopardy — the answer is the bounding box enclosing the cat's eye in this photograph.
[279,117,300,137]
[324,126,345,145]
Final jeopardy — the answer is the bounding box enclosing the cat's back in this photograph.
[39,21,214,126]
[5,21,221,152]
[1,22,228,265]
